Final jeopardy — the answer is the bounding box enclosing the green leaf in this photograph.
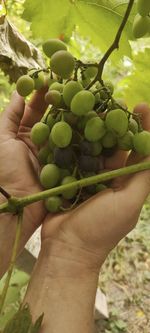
[118,48,150,109]
[3,304,32,333]
[22,0,136,60]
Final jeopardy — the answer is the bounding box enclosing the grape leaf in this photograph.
[22,0,136,61]
[0,16,45,83]
[118,48,150,109]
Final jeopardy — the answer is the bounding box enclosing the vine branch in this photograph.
[87,0,135,89]
[0,161,150,214]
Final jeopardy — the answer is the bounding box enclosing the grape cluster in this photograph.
[132,0,150,39]
[16,38,150,213]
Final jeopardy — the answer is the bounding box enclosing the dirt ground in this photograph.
[96,202,150,333]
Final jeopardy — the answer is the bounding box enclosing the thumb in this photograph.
[0,91,25,138]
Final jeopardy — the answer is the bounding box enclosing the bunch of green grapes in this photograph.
[132,0,150,39]
[15,38,150,214]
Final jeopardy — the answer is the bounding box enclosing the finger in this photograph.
[21,88,49,128]
[127,103,150,166]
[0,92,25,138]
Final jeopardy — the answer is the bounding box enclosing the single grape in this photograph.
[105,109,128,137]
[91,141,102,156]
[51,121,72,148]
[84,66,98,79]
[63,80,83,107]
[31,122,50,145]
[45,90,61,107]
[77,111,97,131]
[42,39,67,58]
[54,146,73,168]
[105,81,114,95]
[40,164,60,189]
[95,92,101,104]
[137,0,150,17]
[129,118,139,134]
[81,77,91,88]
[61,176,78,200]
[47,152,54,163]
[49,82,64,93]
[33,72,45,90]
[100,88,109,100]
[133,131,150,156]
[102,131,117,148]
[45,196,63,213]
[46,114,56,130]
[16,75,34,97]
[84,117,106,142]
[79,155,99,172]
[59,168,71,181]
[38,146,50,165]
[118,131,134,151]
[71,90,95,116]
[95,184,107,193]
[132,14,150,38]
[50,50,75,79]
[64,113,78,127]
[80,140,93,155]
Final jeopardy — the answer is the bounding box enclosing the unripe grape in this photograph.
[129,118,139,134]
[59,168,71,181]
[105,81,114,95]
[54,146,73,168]
[132,14,150,38]
[31,122,50,145]
[16,75,34,97]
[43,39,67,58]
[71,91,95,116]
[46,114,56,130]
[95,92,101,104]
[49,82,64,93]
[38,146,50,165]
[91,141,102,156]
[137,0,150,17]
[105,109,128,137]
[50,50,75,79]
[51,121,72,148]
[61,176,78,199]
[63,81,83,106]
[84,66,98,78]
[84,117,106,142]
[45,196,63,213]
[33,72,45,90]
[45,90,61,107]
[118,131,134,151]
[102,131,117,148]
[40,164,60,189]
[133,131,150,156]
[80,140,93,155]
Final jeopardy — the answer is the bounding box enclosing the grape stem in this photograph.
[87,0,135,89]
[0,186,11,199]
[0,160,150,214]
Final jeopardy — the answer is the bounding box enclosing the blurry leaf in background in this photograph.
[22,0,137,62]
[118,47,150,109]
[0,17,45,83]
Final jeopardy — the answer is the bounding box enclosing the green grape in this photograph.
[105,81,114,95]
[42,39,67,58]
[133,131,150,156]
[71,90,95,116]
[132,14,150,38]
[51,121,72,148]
[38,146,50,165]
[84,117,106,142]
[33,72,45,90]
[102,131,117,148]
[129,118,139,134]
[31,122,50,145]
[84,66,98,79]
[137,0,150,17]
[49,82,64,93]
[45,196,63,213]
[77,111,97,131]
[40,164,60,189]
[61,176,78,199]
[105,109,128,137]
[50,50,75,79]
[81,77,91,88]
[118,131,134,151]
[16,75,34,97]
[47,152,54,163]
[46,114,56,130]
[99,88,108,100]
[63,81,83,106]
[91,141,102,156]
[95,92,101,104]
[59,168,71,181]
[96,184,107,193]
[45,90,61,107]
